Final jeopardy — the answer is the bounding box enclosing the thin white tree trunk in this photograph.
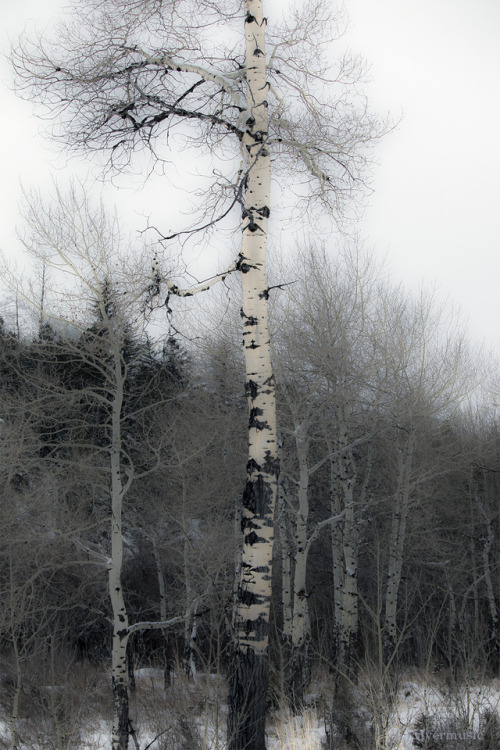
[281,417,348,707]
[328,406,359,675]
[339,501,358,670]
[286,426,310,709]
[280,486,293,668]
[109,339,130,750]
[228,2,278,748]
[183,504,197,681]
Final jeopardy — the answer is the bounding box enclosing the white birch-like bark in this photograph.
[109,337,131,750]
[279,487,293,658]
[286,425,311,709]
[228,4,278,748]
[279,408,348,708]
[11,5,390,749]
[279,420,311,710]
[327,403,360,675]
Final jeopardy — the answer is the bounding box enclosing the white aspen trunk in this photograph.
[280,487,293,665]
[109,339,130,750]
[383,430,415,660]
[287,427,310,710]
[228,2,279,748]
[339,492,358,673]
[329,405,359,675]
[182,505,197,681]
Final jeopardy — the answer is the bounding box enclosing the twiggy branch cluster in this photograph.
[12,0,389,228]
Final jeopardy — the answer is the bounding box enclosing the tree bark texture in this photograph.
[280,489,293,656]
[229,647,270,750]
[110,339,130,750]
[328,408,360,677]
[284,425,310,711]
[228,2,279,748]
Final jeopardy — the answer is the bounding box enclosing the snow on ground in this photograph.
[1,671,499,749]
[388,678,500,750]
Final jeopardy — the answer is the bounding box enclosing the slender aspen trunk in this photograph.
[339,503,358,673]
[280,488,294,686]
[228,2,278,748]
[328,406,359,676]
[183,510,197,681]
[286,427,310,710]
[109,340,130,750]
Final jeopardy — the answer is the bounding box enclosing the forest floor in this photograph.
[0,666,499,749]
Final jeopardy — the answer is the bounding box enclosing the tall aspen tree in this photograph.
[226,3,279,747]
[13,3,385,746]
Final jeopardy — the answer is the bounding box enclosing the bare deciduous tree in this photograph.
[12,2,386,746]
[376,289,475,661]
[11,185,197,750]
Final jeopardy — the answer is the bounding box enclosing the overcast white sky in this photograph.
[1,0,499,354]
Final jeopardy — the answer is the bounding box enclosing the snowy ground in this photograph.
[384,678,500,749]
[1,669,499,749]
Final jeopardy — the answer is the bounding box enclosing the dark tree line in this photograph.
[1,244,498,750]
